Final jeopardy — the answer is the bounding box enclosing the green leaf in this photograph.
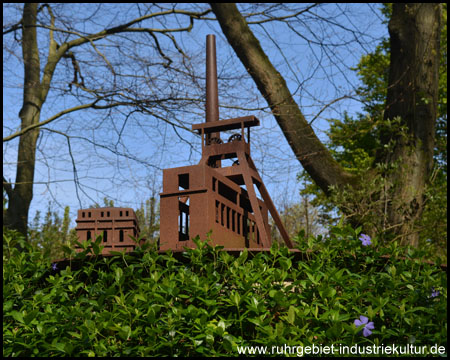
[115,267,123,284]
[237,249,248,264]
[24,309,39,325]
[287,305,296,325]
[333,268,346,281]
[279,258,292,270]
[13,283,24,296]
[231,291,241,307]
[109,250,127,256]
[68,331,82,339]
[217,320,226,334]
[53,342,66,353]
[114,295,124,306]
[4,300,13,312]
[10,310,24,324]
[119,325,131,341]
[367,306,375,319]
[92,241,104,256]
[270,243,279,256]
[248,296,260,312]
[248,317,262,327]
[326,322,343,339]
[200,298,217,307]
[343,322,357,335]
[388,265,396,277]
[134,293,146,302]
[306,272,318,285]
[320,286,336,299]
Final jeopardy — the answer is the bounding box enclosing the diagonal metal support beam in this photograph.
[246,156,293,248]
[237,151,271,248]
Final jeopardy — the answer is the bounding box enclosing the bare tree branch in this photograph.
[245,4,320,24]
[4,99,135,142]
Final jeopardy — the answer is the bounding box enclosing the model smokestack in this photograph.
[206,34,219,123]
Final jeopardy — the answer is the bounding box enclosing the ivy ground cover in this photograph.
[3,226,447,356]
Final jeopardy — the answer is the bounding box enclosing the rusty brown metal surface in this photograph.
[159,34,292,251]
[75,207,142,254]
[206,34,219,125]
[205,34,221,167]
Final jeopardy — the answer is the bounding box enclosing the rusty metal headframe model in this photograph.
[75,207,143,254]
[159,35,293,251]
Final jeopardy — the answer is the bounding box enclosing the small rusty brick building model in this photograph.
[159,35,293,251]
[75,207,141,254]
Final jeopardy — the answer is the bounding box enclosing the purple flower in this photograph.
[51,263,58,271]
[430,287,440,298]
[359,234,372,246]
[354,315,375,337]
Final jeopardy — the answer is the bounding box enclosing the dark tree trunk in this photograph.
[210,3,357,196]
[4,4,42,238]
[211,3,441,247]
[380,3,441,246]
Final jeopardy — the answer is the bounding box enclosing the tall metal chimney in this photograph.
[206,34,219,124]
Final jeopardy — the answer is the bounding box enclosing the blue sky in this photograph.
[3,3,388,229]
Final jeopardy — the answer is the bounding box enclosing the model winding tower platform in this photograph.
[159,35,292,251]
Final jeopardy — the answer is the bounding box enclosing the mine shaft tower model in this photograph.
[159,35,293,251]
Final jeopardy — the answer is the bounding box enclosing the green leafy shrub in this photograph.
[3,226,447,357]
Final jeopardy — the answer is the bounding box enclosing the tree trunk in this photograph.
[4,4,42,238]
[381,3,441,246]
[211,3,441,247]
[210,3,356,196]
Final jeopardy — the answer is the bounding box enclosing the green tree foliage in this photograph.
[27,196,161,259]
[90,197,115,208]
[28,203,77,260]
[135,197,160,244]
[300,4,447,252]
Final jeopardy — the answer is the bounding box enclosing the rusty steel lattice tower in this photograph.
[159,35,293,251]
